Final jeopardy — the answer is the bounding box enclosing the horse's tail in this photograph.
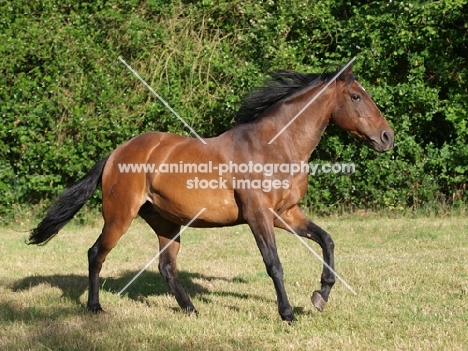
[28,156,110,245]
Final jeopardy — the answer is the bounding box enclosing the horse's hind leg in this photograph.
[87,213,136,312]
[139,205,197,314]
[158,231,198,314]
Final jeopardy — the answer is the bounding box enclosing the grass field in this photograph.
[1,214,467,350]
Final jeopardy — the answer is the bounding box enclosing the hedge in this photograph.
[1,0,467,221]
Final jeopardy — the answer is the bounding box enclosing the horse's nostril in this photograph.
[382,131,391,144]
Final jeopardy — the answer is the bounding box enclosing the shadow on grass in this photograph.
[3,272,313,349]
[0,299,219,351]
[8,269,274,311]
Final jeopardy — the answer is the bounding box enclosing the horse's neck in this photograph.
[256,84,334,161]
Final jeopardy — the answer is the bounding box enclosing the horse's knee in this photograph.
[266,262,284,280]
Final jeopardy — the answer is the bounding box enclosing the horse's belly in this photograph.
[149,186,241,227]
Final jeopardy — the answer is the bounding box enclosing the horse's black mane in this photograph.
[235,67,351,124]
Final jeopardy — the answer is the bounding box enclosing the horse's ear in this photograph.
[339,57,356,81]
[339,63,354,81]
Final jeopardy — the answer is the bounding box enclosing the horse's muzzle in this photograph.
[371,129,394,152]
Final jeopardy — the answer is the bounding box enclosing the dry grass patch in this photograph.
[1,215,467,350]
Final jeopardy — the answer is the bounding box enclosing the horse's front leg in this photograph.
[243,203,294,322]
[274,205,335,312]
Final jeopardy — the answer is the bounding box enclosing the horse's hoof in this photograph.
[87,303,104,313]
[311,291,327,312]
[282,316,295,325]
[185,306,199,316]
[280,311,295,324]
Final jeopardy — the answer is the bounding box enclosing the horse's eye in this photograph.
[351,94,361,102]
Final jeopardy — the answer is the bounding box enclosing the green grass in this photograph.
[1,214,467,350]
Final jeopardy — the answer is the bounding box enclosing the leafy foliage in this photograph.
[1,0,466,220]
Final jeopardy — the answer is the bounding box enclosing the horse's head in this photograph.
[331,64,394,152]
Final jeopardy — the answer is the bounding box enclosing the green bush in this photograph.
[1,0,466,221]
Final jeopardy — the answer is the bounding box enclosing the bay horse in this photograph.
[29,62,393,322]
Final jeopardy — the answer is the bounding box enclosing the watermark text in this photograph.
[117,161,355,176]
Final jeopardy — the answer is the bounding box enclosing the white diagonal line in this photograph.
[118,56,207,145]
[268,57,356,144]
[117,208,206,296]
[268,208,357,295]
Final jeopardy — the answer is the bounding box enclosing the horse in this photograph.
[29,62,394,322]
